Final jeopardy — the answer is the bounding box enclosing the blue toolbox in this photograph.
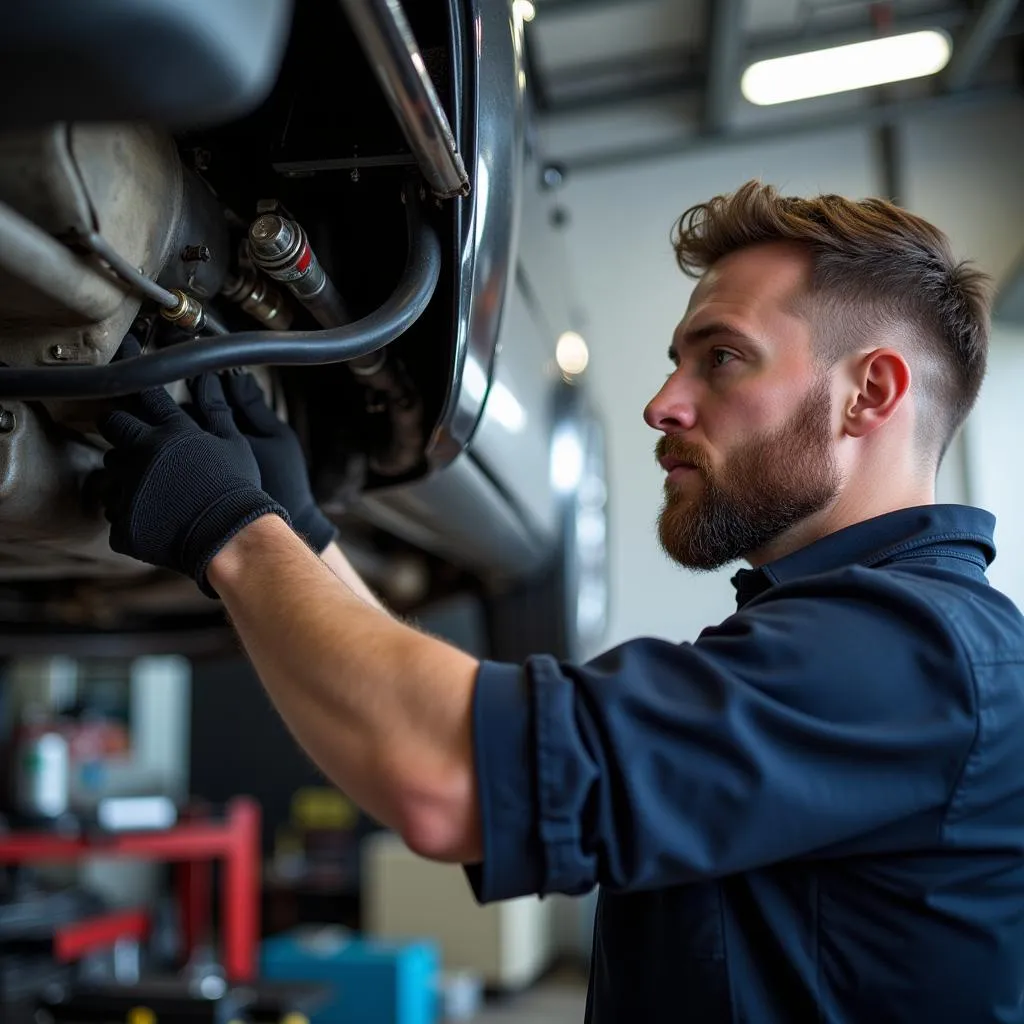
[261,928,440,1024]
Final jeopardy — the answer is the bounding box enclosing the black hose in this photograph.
[0,199,441,400]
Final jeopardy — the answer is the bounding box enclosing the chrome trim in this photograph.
[338,0,470,198]
[427,0,526,467]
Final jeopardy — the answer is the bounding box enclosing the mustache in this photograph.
[655,436,712,476]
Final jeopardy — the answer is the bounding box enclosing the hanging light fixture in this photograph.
[741,30,953,106]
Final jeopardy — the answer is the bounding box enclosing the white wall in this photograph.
[899,99,1024,291]
[900,98,1024,610]
[964,325,1024,610]
[546,96,1024,650]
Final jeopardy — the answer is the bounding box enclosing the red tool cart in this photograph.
[0,798,260,982]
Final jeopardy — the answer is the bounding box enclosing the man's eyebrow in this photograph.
[668,322,760,362]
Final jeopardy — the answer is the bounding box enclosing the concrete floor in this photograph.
[469,967,589,1023]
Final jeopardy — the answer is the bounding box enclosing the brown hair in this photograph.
[672,180,992,459]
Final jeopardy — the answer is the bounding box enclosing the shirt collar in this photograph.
[731,504,996,609]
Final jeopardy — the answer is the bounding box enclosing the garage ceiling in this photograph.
[525,0,1023,122]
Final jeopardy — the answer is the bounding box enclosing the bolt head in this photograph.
[250,215,286,242]
[182,244,213,263]
[249,215,297,262]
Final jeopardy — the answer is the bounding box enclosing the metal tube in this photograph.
[203,310,229,336]
[248,214,388,377]
[79,231,179,309]
[338,0,470,199]
[249,214,403,387]
[945,0,1020,91]
[704,0,746,133]
[0,201,128,321]
[0,196,441,399]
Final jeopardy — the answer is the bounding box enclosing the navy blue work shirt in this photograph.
[467,505,1024,1022]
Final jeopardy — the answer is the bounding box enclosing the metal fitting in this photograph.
[221,269,294,330]
[248,215,306,276]
[159,289,208,332]
[248,215,350,327]
[0,406,16,434]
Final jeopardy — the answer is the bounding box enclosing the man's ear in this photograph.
[842,348,912,439]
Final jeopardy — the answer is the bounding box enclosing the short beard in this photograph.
[656,376,840,570]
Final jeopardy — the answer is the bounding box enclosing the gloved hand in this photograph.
[99,371,290,596]
[220,371,337,554]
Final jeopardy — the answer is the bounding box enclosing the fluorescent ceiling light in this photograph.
[741,30,952,106]
[513,0,536,23]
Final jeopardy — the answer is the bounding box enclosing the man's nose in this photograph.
[644,376,698,433]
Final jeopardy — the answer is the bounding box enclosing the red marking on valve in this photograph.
[295,243,313,275]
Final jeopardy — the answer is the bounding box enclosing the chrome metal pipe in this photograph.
[338,0,470,199]
[0,201,128,322]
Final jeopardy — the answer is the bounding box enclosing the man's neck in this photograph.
[747,484,937,569]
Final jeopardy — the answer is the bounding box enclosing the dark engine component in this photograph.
[1,0,294,128]
[0,123,231,370]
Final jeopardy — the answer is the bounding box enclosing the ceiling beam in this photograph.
[945,0,1021,91]
[703,0,746,132]
[750,7,966,61]
[534,0,661,15]
[534,8,974,115]
[545,70,705,114]
[554,85,1019,174]
[542,44,701,91]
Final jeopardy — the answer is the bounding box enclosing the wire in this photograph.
[0,197,441,400]
[79,232,179,309]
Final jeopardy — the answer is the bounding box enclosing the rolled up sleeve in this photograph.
[464,660,544,902]
[467,567,979,902]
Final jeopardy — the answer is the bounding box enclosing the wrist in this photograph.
[293,502,338,554]
[206,512,295,593]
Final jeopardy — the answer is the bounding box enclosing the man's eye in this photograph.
[711,349,737,368]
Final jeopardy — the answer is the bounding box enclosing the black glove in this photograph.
[99,372,290,596]
[220,371,337,554]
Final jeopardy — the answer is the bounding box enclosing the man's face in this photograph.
[644,242,842,570]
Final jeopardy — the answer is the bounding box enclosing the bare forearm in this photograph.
[318,540,389,613]
[208,514,482,861]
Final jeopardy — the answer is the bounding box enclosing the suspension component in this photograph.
[247,210,422,476]
[247,214,351,328]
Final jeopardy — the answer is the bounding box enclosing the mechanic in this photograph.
[99,181,1024,1022]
